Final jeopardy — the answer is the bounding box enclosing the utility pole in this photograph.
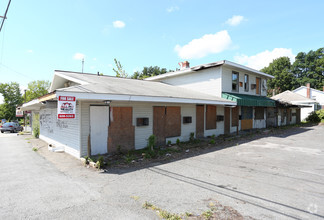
[24,89,26,131]
[82,58,84,73]
[0,0,11,33]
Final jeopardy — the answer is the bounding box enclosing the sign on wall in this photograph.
[16,108,24,117]
[57,96,76,119]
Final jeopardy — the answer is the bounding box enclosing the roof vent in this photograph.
[178,61,190,70]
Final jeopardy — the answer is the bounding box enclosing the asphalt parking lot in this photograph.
[0,125,323,219]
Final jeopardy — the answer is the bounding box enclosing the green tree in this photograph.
[291,47,324,89]
[261,57,296,95]
[113,58,128,78]
[131,66,171,79]
[25,80,50,102]
[0,82,23,120]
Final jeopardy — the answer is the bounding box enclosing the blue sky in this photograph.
[0,0,323,103]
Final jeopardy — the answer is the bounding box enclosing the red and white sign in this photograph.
[16,108,24,117]
[57,96,76,119]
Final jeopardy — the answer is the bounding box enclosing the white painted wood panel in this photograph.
[90,106,109,155]
[160,67,222,97]
[39,101,80,158]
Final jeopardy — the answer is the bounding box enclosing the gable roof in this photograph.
[145,60,274,81]
[52,70,236,105]
[293,86,324,95]
[271,90,317,105]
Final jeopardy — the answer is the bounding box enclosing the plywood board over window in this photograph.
[232,106,239,127]
[153,106,181,146]
[108,107,135,153]
[196,105,204,138]
[165,106,181,137]
[206,105,217,130]
[255,107,264,120]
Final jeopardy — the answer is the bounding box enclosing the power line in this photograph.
[0,0,11,33]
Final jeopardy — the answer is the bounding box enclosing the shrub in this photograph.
[176,138,180,146]
[209,139,215,144]
[189,132,195,142]
[147,135,156,151]
[96,156,104,169]
[33,127,39,138]
[167,140,171,145]
[305,109,324,123]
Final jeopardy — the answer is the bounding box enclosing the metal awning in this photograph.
[222,92,276,107]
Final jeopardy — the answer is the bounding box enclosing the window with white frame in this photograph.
[244,74,249,92]
[232,71,239,92]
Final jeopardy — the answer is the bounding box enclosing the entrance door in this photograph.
[224,107,230,134]
[241,106,253,130]
[90,106,109,155]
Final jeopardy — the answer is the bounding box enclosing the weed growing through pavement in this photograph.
[32,147,38,152]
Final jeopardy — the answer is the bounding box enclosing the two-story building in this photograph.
[145,60,276,134]
[21,70,235,158]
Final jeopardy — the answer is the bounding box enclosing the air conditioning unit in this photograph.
[251,84,256,89]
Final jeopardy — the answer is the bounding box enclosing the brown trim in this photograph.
[196,105,204,138]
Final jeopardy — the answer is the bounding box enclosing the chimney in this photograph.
[178,61,190,70]
[306,83,310,98]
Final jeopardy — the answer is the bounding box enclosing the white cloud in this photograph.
[226,15,245,26]
[108,64,113,68]
[73,53,85,60]
[113,20,125,28]
[234,48,295,70]
[174,30,232,59]
[166,6,179,13]
[92,58,97,61]
[27,49,33,53]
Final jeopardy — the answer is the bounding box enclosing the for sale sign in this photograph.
[57,96,76,119]
[16,108,24,117]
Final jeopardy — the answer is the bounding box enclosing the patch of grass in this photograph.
[124,152,136,163]
[142,201,182,220]
[25,138,32,140]
[32,147,38,152]
[27,141,30,143]
[202,209,213,219]
[176,138,180,146]
[130,195,140,201]
[209,139,215,144]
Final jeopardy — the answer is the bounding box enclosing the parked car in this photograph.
[0,122,23,133]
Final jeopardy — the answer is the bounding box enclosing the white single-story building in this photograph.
[22,70,236,158]
[293,83,324,119]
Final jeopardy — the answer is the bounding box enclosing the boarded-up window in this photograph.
[241,107,253,119]
[165,106,181,137]
[206,105,216,130]
[255,107,264,120]
[232,106,239,127]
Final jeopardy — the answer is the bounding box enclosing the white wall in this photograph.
[294,87,324,106]
[39,101,80,158]
[80,101,199,156]
[159,67,222,97]
[222,67,268,96]
[301,104,315,121]
[253,108,266,129]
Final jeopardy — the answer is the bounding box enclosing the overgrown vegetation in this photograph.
[305,109,324,123]
[147,134,156,151]
[142,201,182,220]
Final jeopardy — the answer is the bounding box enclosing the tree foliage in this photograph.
[25,80,50,102]
[131,66,172,79]
[291,47,324,90]
[113,58,128,78]
[261,57,296,95]
[262,47,324,95]
[0,82,23,120]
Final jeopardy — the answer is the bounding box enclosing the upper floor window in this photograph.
[244,74,249,92]
[232,71,239,92]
